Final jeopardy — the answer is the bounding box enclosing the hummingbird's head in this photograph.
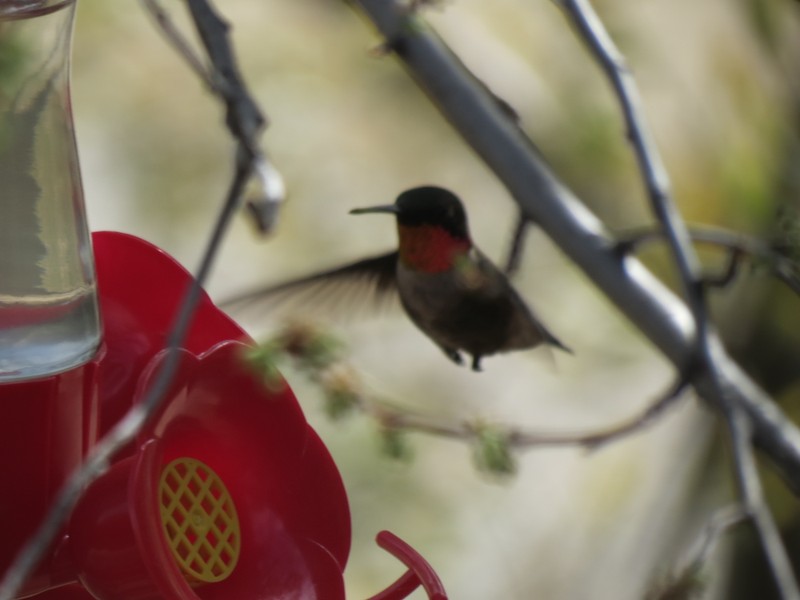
[351,186,472,273]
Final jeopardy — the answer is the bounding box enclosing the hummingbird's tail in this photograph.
[543,329,573,354]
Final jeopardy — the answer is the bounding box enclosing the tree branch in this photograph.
[648,505,747,600]
[143,0,286,233]
[726,405,800,598]
[141,0,215,88]
[558,0,705,319]
[251,322,691,459]
[503,210,531,276]
[372,381,686,452]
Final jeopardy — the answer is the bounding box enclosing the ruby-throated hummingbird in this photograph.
[224,186,570,371]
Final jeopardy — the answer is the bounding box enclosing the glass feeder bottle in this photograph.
[0,0,100,382]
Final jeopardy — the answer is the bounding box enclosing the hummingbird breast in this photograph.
[396,249,547,358]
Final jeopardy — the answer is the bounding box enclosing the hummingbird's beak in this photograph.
[349,204,400,216]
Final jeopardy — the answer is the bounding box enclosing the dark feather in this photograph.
[219,251,399,322]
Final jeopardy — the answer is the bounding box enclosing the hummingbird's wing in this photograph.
[219,251,399,322]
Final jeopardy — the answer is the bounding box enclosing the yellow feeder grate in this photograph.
[159,457,241,584]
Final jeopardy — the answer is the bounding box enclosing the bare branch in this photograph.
[558,0,706,328]
[251,322,690,457]
[686,505,748,573]
[185,0,263,144]
[373,382,687,452]
[181,0,287,229]
[726,405,800,599]
[503,211,530,276]
[143,0,286,233]
[512,376,689,450]
[141,0,216,90]
[648,505,747,600]
[702,245,744,289]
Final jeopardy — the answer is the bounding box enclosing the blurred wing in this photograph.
[219,251,399,323]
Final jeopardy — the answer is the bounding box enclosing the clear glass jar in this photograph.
[0,0,101,381]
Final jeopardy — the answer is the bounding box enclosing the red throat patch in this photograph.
[397,224,471,273]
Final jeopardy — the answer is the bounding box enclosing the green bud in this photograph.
[320,365,360,420]
[278,322,343,371]
[472,424,516,476]
[242,342,286,391]
[379,427,413,462]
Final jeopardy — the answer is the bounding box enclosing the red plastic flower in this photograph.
[5,231,446,600]
[69,232,351,599]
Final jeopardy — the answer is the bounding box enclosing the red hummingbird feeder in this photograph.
[0,2,447,599]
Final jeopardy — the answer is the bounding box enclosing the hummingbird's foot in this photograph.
[441,347,464,366]
[470,355,483,372]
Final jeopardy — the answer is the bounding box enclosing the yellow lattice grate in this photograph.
[159,457,241,584]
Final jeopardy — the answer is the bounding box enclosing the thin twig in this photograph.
[144,0,285,233]
[372,383,686,451]
[683,505,748,573]
[186,0,264,139]
[263,324,690,453]
[511,376,688,450]
[504,210,530,276]
[141,0,217,90]
[558,0,706,332]
[726,404,800,598]
[703,245,744,288]
[647,505,747,600]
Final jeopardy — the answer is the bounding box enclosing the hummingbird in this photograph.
[224,186,571,371]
